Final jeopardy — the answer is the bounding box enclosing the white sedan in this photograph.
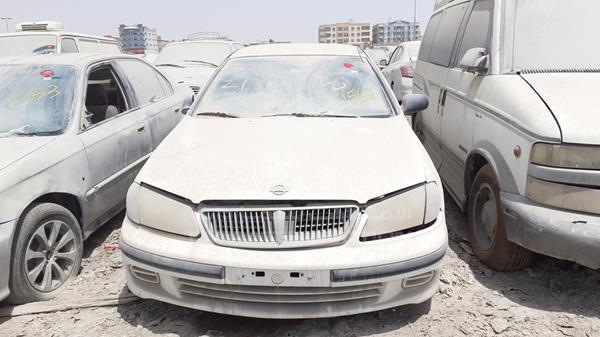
[120,43,447,319]
[381,41,421,102]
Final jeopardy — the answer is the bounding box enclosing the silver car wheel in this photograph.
[473,183,497,251]
[25,220,77,292]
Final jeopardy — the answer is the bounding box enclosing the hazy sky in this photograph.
[1,0,436,43]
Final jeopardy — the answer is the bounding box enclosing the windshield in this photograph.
[194,55,393,118]
[0,35,58,57]
[0,65,77,135]
[365,49,388,63]
[511,0,600,70]
[155,42,232,67]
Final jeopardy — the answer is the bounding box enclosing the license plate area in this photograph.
[225,267,330,287]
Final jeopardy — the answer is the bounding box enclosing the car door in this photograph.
[440,0,494,202]
[78,61,153,232]
[114,59,184,150]
[382,47,399,84]
[414,2,469,170]
[387,46,405,99]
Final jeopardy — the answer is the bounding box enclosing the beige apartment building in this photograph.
[318,22,371,47]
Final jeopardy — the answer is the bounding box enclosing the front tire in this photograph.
[467,165,533,271]
[7,203,83,304]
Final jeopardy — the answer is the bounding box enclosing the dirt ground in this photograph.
[1,196,599,337]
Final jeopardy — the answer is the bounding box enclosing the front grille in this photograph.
[176,279,383,304]
[190,86,200,94]
[199,205,359,248]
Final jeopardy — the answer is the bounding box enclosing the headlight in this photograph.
[526,177,600,215]
[360,182,442,241]
[128,183,200,237]
[531,143,600,170]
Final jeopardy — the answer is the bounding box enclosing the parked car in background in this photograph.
[364,47,390,70]
[381,41,421,102]
[0,54,192,304]
[120,43,447,319]
[155,40,244,95]
[414,0,600,271]
[0,21,121,57]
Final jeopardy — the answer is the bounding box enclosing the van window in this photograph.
[99,42,121,54]
[458,0,494,64]
[418,13,441,63]
[79,39,100,53]
[116,59,166,107]
[61,38,79,53]
[429,3,469,67]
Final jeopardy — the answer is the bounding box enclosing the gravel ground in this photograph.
[1,196,599,337]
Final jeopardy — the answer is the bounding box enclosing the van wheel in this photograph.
[468,165,533,271]
[7,203,83,304]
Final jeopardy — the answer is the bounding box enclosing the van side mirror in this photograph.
[380,59,388,67]
[402,94,429,115]
[181,94,194,114]
[459,48,489,75]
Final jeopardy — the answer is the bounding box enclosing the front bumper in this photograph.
[502,192,600,269]
[0,219,17,301]
[120,213,447,318]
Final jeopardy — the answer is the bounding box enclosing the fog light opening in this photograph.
[402,271,435,288]
[130,265,160,284]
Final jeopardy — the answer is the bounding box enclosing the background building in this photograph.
[119,24,159,54]
[372,20,420,45]
[318,21,371,48]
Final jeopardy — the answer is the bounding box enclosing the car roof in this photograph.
[0,53,139,67]
[0,31,118,42]
[231,43,361,58]
[167,39,240,46]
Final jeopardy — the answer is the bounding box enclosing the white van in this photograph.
[0,21,121,57]
[414,0,600,271]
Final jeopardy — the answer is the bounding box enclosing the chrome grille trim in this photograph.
[198,205,360,249]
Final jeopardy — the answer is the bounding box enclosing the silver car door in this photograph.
[114,59,184,150]
[78,62,152,232]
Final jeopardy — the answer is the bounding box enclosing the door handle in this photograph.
[137,126,146,134]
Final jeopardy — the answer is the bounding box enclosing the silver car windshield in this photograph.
[0,35,58,57]
[194,55,393,118]
[0,65,77,135]
[155,42,232,67]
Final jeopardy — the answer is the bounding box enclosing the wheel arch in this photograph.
[465,141,519,201]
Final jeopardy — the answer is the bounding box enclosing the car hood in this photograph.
[157,65,215,89]
[137,116,428,204]
[522,73,600,145]
[0,136,57,171]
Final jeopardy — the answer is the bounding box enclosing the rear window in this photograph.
[0,65,77,135]
[0,35,58,57]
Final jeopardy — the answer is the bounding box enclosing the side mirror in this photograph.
[459,48,489,75]
[181,94,194,115]
[401,94,429,115]
[380,59,388,67]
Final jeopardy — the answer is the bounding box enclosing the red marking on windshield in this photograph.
[40,70,54,78]
[343,63,354,69]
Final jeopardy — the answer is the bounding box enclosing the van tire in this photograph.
[467,165,533,271]
[7,203,83,304]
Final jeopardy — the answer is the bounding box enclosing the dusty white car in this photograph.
[364,47,390,70]
[0,54,191,304]
[0,21,121,57]
[155,40,243,95]
[120,43,447,318]
[381,41,421,102]
[415,0,600,270]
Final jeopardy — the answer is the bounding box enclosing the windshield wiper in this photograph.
[0,125,32,138]
[263,112,359,118]
[156,63,185,68]
[183,60,219,67]
[195,111,239,118]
